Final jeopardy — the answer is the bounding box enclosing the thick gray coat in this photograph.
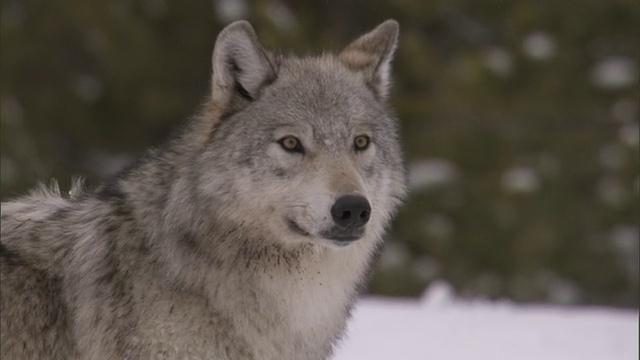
[1,20,405,360]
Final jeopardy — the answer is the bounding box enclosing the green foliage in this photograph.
[1,0,638,307]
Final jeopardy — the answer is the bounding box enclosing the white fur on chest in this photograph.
[135,239,375,359]
[263,240,374,337]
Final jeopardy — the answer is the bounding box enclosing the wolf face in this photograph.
[196,21,406,249]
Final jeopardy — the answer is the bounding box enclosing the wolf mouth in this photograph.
[319,227,365,243]
[287,219,310,237]
[323,234,362,242]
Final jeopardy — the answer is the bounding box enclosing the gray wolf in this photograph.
[1,19,405,360]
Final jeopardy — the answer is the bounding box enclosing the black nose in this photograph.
[331,195,371,229]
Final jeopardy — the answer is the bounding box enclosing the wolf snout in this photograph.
[331,195,371,229]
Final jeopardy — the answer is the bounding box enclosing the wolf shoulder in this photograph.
[1,183,82,359]
[0,179,117,268]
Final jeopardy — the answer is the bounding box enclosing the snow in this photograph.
[333,283,638,360]
[407,159,459,191]
[522,31,556,61]
[591,57,638,90]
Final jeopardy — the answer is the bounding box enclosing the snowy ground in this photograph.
[333,283,638,360]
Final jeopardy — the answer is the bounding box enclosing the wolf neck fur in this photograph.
[110,121,376,344]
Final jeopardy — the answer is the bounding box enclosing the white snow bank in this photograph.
[333,283,638,360]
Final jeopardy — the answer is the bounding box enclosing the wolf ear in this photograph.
[338,20,399,100]
[211,21,278,112]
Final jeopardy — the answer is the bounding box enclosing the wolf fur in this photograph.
[1,20,406,360]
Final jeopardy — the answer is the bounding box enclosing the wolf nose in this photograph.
[331,195,371,229]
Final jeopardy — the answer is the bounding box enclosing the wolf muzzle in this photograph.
[320,195,371,243]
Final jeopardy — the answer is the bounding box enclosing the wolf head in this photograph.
[194,20,406,249]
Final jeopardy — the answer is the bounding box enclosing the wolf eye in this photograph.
[354,135,370,151]
[278,136,304,153]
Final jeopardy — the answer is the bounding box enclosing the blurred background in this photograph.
[1,0,638,308]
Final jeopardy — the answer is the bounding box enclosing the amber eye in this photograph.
[354,135,370,151]
[278,136,304,153]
